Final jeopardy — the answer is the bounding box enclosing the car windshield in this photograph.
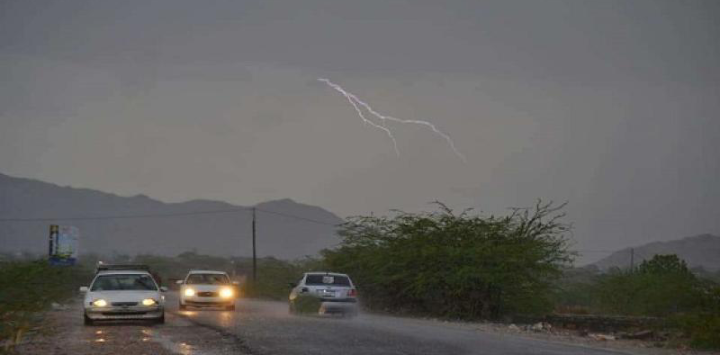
[305,275,351,286]
[91,274,158,291]
[186,273,230,285]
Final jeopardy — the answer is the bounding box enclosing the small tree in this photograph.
[322,200,572,319]
[597,254,703,316]
[638,254,691,275]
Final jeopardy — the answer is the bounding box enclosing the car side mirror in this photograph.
[175,280,184,285]
[79,286,88,293]
[288,282,296,288]
[160,286,168,292]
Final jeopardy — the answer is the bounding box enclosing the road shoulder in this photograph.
[12,299,249,355]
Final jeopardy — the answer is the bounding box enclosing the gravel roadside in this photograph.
[374,314,720,355]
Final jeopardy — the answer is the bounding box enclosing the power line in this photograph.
[255,208,340,227]
[572,250,616,254]
[0,209,643,255]
[0,206,341,227]
[0,207,251,222]
[0,209,635,256]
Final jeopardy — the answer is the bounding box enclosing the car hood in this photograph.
[85,290,161,303]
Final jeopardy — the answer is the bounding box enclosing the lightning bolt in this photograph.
[318,78,399,156]
[318,78,465,162]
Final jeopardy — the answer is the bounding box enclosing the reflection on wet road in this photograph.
[167,293,629,355]
[15,295,645,355]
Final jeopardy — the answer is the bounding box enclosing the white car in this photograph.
[177,270,237,311]
[80,267,166,325]
[289,272,358,317]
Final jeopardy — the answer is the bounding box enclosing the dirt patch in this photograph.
[456,319,719,355]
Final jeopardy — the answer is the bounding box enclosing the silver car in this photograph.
[289,272,358,317]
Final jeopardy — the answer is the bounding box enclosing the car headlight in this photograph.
[219,288,234,298]
[142,298,156,306]
[184,288,195,297]
[92,299,107,307]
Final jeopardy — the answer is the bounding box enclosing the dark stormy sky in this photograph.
[1,0,718,259]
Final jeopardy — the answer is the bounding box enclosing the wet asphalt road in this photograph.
[166,293,631,355]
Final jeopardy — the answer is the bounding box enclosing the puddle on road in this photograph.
[145,328,211,355]
[82,325,209,354]
[76,315,233,355]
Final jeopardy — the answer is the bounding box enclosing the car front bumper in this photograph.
[85,306,163,320]
[182,295,234,307]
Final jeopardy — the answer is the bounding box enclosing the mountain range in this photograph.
[592,234,720,271]
[3,173,719,269]
[0,173,343,259]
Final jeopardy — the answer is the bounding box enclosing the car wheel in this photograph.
[226,304,236,311]
[83,313,94,326]
[155,313,165,324]
[179,301,186,310]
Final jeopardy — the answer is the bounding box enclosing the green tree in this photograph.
[638,254,691,275]
[323,201,572,319]
[597,254,703,316]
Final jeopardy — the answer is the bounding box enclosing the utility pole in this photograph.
[630,248,635,272]
[252,207,257,282]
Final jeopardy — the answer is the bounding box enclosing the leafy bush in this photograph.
[242,257,323,300]
[670,283,720,349]
[560,254,720,350]
[322,201,572,319]
[0,260,93,350]
[672,312,720,349]
[596,255,705,316]
[551,265,603,313]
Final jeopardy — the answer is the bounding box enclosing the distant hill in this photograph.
[592,234,720,271]
[0,173,343,259]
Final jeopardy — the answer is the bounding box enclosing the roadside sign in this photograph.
[49,225,79,266]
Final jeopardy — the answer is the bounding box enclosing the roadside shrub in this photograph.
[672,312,720,349]
[586,254,720,350]
[673,284,720,349]
[322,201,572,319]
[551,266,602,313]
[597,255,705,316]
[0,260,93,351]
[242,257,324,300]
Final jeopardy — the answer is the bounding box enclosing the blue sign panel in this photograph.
[49,225,79,266]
